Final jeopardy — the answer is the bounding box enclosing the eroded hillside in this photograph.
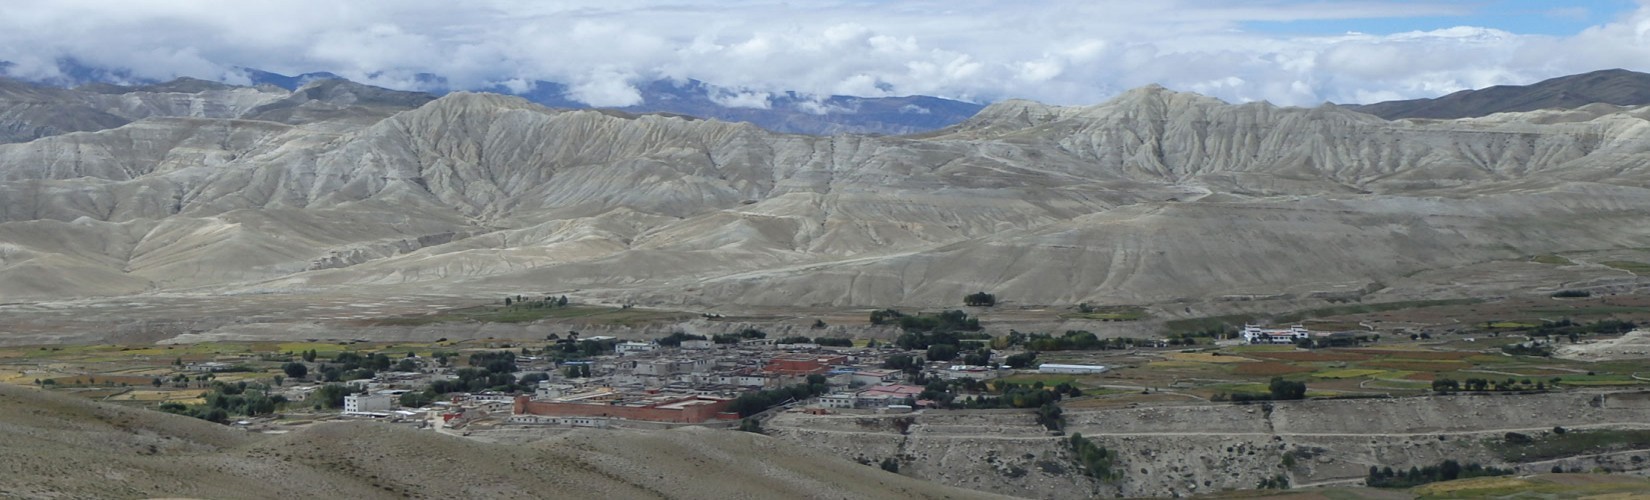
[3,78,1650,310]
[0,384,1002,499]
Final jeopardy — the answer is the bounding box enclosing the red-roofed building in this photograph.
[762,353,847,376]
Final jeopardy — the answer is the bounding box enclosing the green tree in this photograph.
[1268,377,1307,400]
[399,391,435,408]
[963,291,997,307]
[310,384,353,409]
[926,344,961,362]
[1004,352,1038,369]
[282,362,308,379]
[1431,378,1459,393]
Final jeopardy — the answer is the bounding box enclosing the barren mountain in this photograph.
[0,76,430,144]
[493,77,985,136]
[0,384,1001,499]
[2,77,1650,311]
[1346,68,1650,120]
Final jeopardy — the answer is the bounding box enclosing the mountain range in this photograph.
[1,60,985,136]
[3,70,1650,312]
[1344,68,1650,119]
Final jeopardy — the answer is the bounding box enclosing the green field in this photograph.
[997,374,1082,387]
[1413,474,1650,498]
[1490,429,1650,461]
[1313,368,1386,379]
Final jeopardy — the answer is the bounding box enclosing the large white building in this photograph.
[343,393,394,414]
[1241,324,1311,344]
[616,341,657,355]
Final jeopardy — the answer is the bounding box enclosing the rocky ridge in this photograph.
[2,78,1650,311]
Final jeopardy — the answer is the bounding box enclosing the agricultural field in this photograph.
[1060,329,1649,405]
[1406,474,1650,498]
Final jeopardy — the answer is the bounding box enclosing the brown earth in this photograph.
[0,383,1007,500]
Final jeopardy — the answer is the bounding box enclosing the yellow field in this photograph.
[1415,476,1531,493]
[1165,352,1253,364]
[108,389,206,402]
[1145,360,1215,370]
[1313,368,1387,379]
[1225,345,1295,353]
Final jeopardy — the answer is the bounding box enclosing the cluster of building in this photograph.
[507,339,1009,427]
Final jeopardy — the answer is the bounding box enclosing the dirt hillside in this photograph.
[0,383,1007,499]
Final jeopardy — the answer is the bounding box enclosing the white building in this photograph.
[1037,364,1108,374]
[537,381,576,399]
[680,339,715,350]
[616,341,656,355]
[819,393,857,409]
[507,414,609,428]
[344,393,394,413]
[1241,324,1311,344]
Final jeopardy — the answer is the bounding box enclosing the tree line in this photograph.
[1366,460,1511,488]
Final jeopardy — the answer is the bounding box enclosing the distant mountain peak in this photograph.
[1346,68,1650,120]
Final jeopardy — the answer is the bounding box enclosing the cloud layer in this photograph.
[3,0,1649,107]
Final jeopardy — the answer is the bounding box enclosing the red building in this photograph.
[763,353,847,376]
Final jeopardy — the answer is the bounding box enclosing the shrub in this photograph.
[964,292,997,307]
[879,457,900,473]
[1269,377,1307,400]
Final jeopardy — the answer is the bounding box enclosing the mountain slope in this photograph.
[3,81,1650,307]
[1346,68,1650,120]
[0,76,434,145]
[0,383,1004,499]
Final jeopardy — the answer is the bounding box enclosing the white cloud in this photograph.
[0,1,1648,107]
[567,67,643,107]
[795,98,855,115]
[709,89,772,109]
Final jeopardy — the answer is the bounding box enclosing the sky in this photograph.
[1,0,1648,107]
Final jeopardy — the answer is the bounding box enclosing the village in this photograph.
[6,289,1648,446]
[186,322,1370,435]
[307,332,1109,433]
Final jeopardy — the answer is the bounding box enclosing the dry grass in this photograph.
[1312,369,1386,379]
[1343,349,1475,360]
[1233,362,1315,376]
[1166,352,1254,364]
[1413,476,1532,495]
[1362,359,1470,372]
[0,383,1000,500]
[1251,351,1372,362]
